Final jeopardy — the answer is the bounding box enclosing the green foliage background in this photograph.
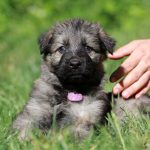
[0,0,150,150]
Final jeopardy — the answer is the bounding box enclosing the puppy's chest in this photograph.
[56,95,105,127]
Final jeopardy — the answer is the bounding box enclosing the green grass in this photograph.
[1,1,150,149]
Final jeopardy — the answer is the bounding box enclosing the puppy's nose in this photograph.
[69,58,81,69]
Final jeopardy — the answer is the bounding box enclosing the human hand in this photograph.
[108,39,150,99]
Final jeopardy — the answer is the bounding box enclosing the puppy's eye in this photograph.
[58,46,66,54]
[84,46,92,53]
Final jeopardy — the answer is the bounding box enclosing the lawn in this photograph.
[0,1,150,150]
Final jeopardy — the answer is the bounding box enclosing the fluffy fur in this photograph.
[13,19,150,140]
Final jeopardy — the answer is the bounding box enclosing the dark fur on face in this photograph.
[13,19,150,140]
[39,19,115,93]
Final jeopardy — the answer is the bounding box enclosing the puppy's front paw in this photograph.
[18,128,29,141]
[12,117,32,141]
[12,125,30,141]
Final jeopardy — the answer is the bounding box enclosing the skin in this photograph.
[108,39,150,99]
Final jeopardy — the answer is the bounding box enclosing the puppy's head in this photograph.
[39,19,115,92]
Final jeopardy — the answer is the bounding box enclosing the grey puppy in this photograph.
[13,19,150,140]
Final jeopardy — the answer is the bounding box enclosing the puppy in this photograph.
[13,19,150,140]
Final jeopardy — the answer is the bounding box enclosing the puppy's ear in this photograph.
[99,29,116,54]
[38,31,53,55]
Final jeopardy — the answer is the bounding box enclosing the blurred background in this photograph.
[0,0,150,111]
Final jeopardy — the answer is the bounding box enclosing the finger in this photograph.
[122,71,150,99]
[108,41,139,59]
[117,60,148,89]
[110,50,142,82]
[135,81,150,99]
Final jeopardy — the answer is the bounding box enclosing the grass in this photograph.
[0,15,150,150]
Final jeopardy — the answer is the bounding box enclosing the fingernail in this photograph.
[135,95,140,99]
[135,94,141,99]
[113,84,120,94]
[114,88,119,94]
[122,91,129,99]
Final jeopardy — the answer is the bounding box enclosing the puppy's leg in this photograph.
[13,79,56,140]
[114,95,150,122]
[13,99,53,140]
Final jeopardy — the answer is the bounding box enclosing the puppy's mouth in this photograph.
[65,72,91,85]
[66,74,85,101]
[68,73,87,81]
